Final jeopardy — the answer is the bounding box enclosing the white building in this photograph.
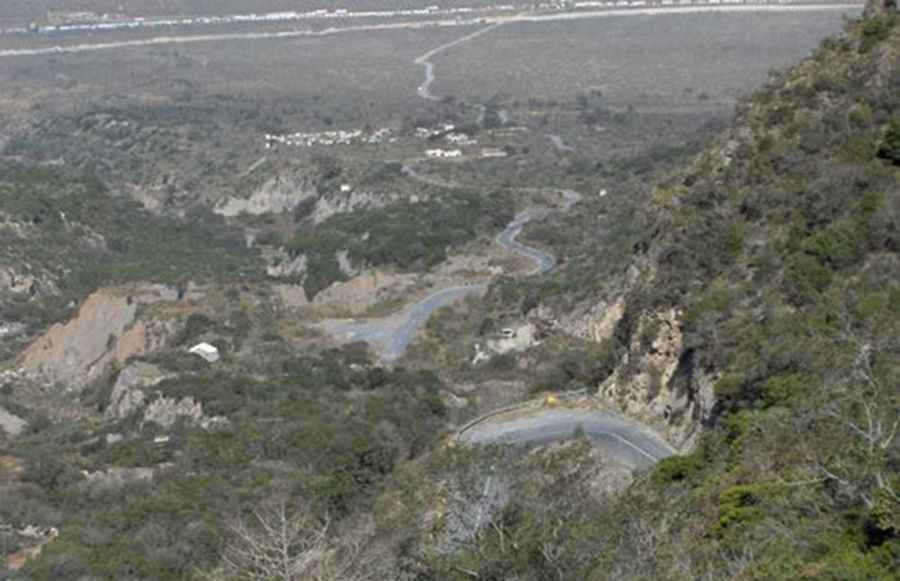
[446,133,477,146]
[481,148,508,158]
[188,342,221,363]
[426,148,463,159]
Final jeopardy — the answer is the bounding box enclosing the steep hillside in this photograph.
[0,163,261,359]
[430,10,899,579]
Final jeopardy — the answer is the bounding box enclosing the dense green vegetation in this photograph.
[421,14,900,579]
[2,345,446,579]
[285,188,514,297]
[2,11,898,581]
[0,163,261,336]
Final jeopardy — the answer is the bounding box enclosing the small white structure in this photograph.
[340,184,352,193]
[499,328,516,339]
[188,342,220,363]
[426,148,463,159]
[446,132,477,146]
[481,148,508,159]
[471,342,491,365]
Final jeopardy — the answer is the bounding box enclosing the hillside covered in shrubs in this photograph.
[428,11,900,579]
[1,8,897,581]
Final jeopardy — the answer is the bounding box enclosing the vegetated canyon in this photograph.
[0,1,898,579]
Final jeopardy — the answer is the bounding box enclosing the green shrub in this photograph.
[859,15,898,54]
[652,454,704,485]
[784,253,833,305]
[763,373,810,406]
[714,482,783,534]
[801,221,866,270]
[876,117,900,165]
[286,189,514,298]
[23,457,81,491]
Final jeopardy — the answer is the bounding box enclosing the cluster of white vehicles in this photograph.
[264,128,395,149]
[3,4,519,36]
[415,124,479,146]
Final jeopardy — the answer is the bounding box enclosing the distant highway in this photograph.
[0,3,862,59]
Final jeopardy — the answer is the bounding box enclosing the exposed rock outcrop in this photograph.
[81,466,156,486]
[17,289,137,389]
[595,308,716,451]
[17,287,177,390]
[0,407,27,437]
[105,363,224,429]
[312,190,396,224]
[554,297,626,344]
[0,267,57,297]
[336,250,359,278]
[142,395,204,428]
[5,526,58,572]
[105,362,166,421]
[214,174,316,217]
[266,250,308,279]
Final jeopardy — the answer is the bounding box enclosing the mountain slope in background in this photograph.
[431,10,899,580]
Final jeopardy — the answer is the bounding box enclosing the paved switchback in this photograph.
[458,407,676,470]
[318,210,558,362]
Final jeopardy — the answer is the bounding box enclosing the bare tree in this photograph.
[212,500,376,581]
[809,333,899,511]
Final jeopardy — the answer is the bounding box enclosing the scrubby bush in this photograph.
[877,117,900,164]
[652,454,704,484]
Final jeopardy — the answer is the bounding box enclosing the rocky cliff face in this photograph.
[105,362,167,421]
[311,189,399,224]
[595,307,716,451]
[547,258,715,450]
[106,362,225,429]
[16,286,179,390]
[214,174,316,217]
[553,289,715,451]
[565,13,900,452]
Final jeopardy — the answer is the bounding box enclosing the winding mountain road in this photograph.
[458,407,676,469]
[415,23,502,101]
[318,210,557,362]
[497,211,556,275]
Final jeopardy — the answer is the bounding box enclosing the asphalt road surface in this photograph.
[321,283,488,362]
[496,211,556,275]
[458,408,676,470]
[414,23,501,101]
[319,212,555,362]
[0,5,860,59]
